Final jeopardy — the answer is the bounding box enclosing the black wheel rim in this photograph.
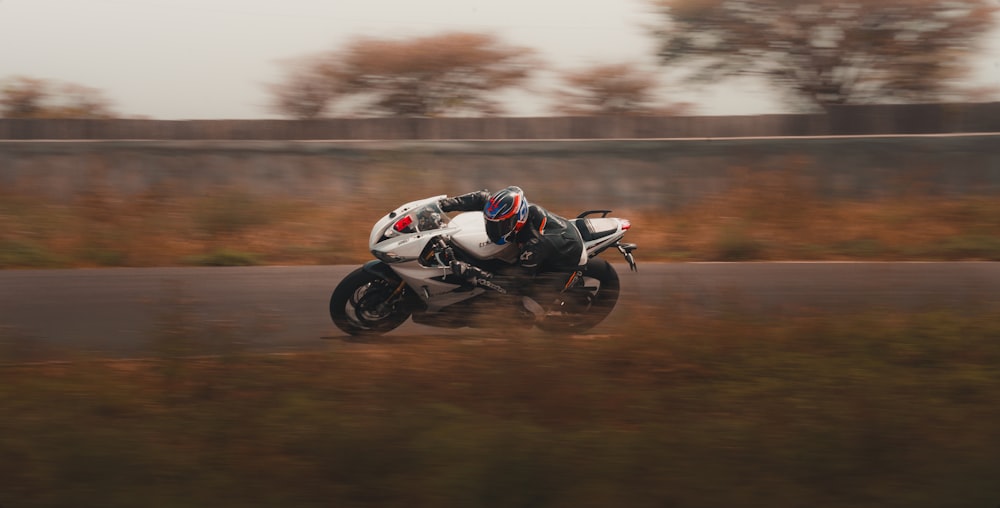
[349,280,400,328]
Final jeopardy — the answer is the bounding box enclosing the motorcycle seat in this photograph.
[574,218,619,242]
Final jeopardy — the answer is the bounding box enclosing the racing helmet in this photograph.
[483,186,528,245]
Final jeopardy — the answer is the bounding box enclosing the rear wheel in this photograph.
[330,267,411,336]
[536,258,620,334]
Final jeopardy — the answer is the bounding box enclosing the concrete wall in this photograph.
[3,136,999,212]
[1,103,999,140]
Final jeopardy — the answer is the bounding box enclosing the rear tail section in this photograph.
[574,210,637,271]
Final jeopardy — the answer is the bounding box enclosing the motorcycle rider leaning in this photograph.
[438,186,587,298]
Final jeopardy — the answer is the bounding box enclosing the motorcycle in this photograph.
[329,195,637,336]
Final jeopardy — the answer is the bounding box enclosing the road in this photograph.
[1,262,998,356]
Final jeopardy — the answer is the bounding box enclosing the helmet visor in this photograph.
[485,215,517,245]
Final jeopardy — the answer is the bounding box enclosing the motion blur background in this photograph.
[1,0,998,119]
[3,2,1000,507]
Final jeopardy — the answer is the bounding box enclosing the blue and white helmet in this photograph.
[483,186,528,245]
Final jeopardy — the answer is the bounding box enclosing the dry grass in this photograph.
[0,187,367,268]
[2,177,1000,268]
[2,301,1000,507]
[628,173,1000,261]
[4,164,999,506]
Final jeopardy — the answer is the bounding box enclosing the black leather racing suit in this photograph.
[438,190,586,296]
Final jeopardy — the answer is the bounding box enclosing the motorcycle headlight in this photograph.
[372,250,407,264]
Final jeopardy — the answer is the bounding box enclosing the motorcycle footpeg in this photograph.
[451,260,493,281]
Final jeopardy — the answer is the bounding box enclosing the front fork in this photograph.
[379,280,408,312]
[361,260,411,314]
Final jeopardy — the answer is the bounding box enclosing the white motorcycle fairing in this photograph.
[329,195,637,335]
[367,196,520,312]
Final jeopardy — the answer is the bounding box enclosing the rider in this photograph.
[438,186,587,294]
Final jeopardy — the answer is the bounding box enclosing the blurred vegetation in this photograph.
[269,32,539,118]
[2,302,999,507]
[3,175,1000,268]
[0,185,361,268]
[651,0,999,110]
[550,63,691,116]
[1,76,118,119]
[5,1,998,121]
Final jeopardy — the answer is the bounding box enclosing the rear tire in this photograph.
[536,258,620,334]
[330,267,411,336]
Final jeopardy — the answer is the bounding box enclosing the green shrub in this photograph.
[184,249,261,266]
[832,237,888,258]
[0,240,63,268]
[193,191,276,236]
[930,235,1000,260]
[711,221,764,261]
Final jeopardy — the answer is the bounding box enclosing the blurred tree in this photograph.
[271,32,539,118]
[1,76,117,118]
[0,76,48,118]
[268,55,339,119]
[50,83,117,119]
[550,63,691,115]
[650,0,999,110]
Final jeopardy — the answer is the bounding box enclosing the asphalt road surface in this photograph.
[1,262,998,356]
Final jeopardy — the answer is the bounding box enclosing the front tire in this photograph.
[536,258,620,334]
[330,267,411,336]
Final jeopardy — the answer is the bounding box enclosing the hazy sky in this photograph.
[1,0,998,119]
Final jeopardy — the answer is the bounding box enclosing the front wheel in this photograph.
[330,267,412,336]
[536,258,620,334]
